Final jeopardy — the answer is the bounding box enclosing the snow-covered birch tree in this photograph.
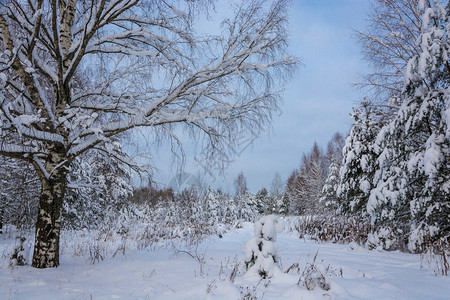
[0,0,296,268]
[292,143,325,215]
[357,0,423,104]
[234,171,249,197]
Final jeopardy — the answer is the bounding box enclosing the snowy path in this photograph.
[1,223,449,299]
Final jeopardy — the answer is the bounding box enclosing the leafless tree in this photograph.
[284,168,298,214]
[357,0,422,105]
[0,0,295,268]
[324,132,345,170]
[234,171,248,197]
[270,172,283,198]
[285,142,325,215]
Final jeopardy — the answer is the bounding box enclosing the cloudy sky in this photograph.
[148,0,372,193]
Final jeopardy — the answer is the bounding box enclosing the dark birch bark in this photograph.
[31,0,74,268]
[32,144,68,268]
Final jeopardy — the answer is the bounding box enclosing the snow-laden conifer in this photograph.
[244,215,284,279]
[337,100,383,217]
[368,1,450,252]
[237,192,258,222]
[320,159,341,213]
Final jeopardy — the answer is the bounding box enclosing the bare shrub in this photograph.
[88,241,106,265]
[297,251,335,291]
[289,216,372,246]
[239,280,266,300]
[284,262,300,274]
[420,239,449,276]
[171,242,206,277]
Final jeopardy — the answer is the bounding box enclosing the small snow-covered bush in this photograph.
[9,236,29,266]
[297,251,331,291]
[367,226,398,251]
[244,215,284,279]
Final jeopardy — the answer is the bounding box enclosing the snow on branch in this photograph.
[1,0,295,176]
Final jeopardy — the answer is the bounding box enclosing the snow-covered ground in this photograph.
[1,222,449,299]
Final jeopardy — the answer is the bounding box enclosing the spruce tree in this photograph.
[255,188,269,214]
[369,1,450,252]
[337,100,383,217]
[320,159,341,213]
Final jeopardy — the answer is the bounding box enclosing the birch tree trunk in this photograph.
[32,145,68,268]
[0,0,296,268]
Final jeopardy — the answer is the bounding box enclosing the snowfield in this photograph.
[1,222,449,300]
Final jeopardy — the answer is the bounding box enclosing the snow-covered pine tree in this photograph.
[216,190,226,222]
[222,195,238,224]
[255,188,269,214]
[9,236,30,266]
[91,151,133,209]
[337,100,383,217]
[264,195,275,214]
[237,192,258,222]
[244,215,284,279]
[178,188,205,225]
[205,188,220,226]
[279,192,289,215]
[63,145,133,229]
[191,195,205,224]
[274,196,285,215]
[320,159,341,213]
[369,0,450,252]
[63,142,133,228]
